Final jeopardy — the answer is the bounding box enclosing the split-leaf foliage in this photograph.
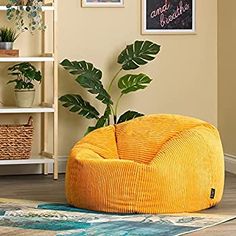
[59,40,161,135]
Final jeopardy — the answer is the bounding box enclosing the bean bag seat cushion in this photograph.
[65,114,224,214]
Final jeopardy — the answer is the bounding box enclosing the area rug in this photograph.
[0,198,235,236]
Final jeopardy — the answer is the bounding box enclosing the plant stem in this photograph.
[108,68,122,92]
[110,105,115,116]
[114,115,117,124]
[114,94,123,124]
[106,104,116,125]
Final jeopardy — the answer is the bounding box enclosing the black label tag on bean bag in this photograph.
[210,188,216,199]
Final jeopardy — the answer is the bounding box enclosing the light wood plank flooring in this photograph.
[0,173,235,235]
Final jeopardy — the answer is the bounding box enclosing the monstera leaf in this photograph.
[118,40,160,70]
[118,111,144,124]
[118,73,152,94]
[59,40,161,136]
[85,106,112,135]
[59,94,99,119]
[95,106,111,128]
[84,126,97,136]
[76,76,112,105]
[60,59,102,79]
[61,59,112,105]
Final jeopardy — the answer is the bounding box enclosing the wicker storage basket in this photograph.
[0,117,33,160]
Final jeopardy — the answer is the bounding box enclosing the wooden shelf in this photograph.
[0,6,54,11]
[0,0,58,180]
[0,56,54,62]
[0,156,54,165]
[0,106,55,114]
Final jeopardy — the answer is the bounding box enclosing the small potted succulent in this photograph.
[7,62,42,107]
[6,0,46,33]
[0,27,19,50]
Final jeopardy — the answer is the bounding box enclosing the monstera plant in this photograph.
[59,40,161,135]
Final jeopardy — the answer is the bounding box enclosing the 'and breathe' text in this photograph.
[150,0,190,28]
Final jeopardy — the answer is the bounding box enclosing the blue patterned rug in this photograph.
[0,198,235,236]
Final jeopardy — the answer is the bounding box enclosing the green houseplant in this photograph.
[0,27,19,50]
[6,0,46,33]
[59,40,161,135]
[8,62,42,107]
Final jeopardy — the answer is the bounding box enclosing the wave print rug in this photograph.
[0,198,235,236]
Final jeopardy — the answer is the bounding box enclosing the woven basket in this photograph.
[0,117,33,160]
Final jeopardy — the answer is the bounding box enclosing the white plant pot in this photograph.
[0,42,13,50]
[15,89,35,108]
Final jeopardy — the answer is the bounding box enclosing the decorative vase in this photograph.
[15,89,35,108]
[0,42,13,50]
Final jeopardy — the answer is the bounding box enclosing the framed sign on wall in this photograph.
[142,0,195,34]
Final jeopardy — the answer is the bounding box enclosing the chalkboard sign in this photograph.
[142,0,195,34]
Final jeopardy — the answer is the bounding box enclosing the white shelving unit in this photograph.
[0,156,54,166]
[0,0,58,179]
[0,106,55,114]
[0,6,54,11]
[0,57,54,62]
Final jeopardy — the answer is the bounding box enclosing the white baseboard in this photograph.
[225,154,236,175]
[0,156,67,176]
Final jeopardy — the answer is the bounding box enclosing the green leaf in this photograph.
[8,62,42,86]
[60,59,112,105]
[118,73,152,94]
[96,106,111,128]
[118,40,160,70]
[76,76,112,105]
[60,59,102,79]
[117,111,144,124]
[7,79,18,84]
[84,126,97,136]
[26,82,34,89]
[84,119,106,136]
[83,106,112,136]
[59,94,99,120]
[0,26,18,42]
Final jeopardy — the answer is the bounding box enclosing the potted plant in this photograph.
[59,40,161,135]
[7,62,42,108]
[0,27,19,50]
[6,0,46,33]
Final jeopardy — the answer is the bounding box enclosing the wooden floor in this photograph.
[0,172,235,235]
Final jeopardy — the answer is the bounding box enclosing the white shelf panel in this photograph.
[0,106,55,114]
[0,57,54,62]
[0,6,54,11]
[0,156,54,165]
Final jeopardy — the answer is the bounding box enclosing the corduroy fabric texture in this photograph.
[66,114,225,214]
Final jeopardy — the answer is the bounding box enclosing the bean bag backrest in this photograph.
[115,114,207,164]
[74,126,119,159]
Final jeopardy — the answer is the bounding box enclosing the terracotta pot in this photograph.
[15,89,35,108]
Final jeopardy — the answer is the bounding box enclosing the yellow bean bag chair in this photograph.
[66,114,224,214]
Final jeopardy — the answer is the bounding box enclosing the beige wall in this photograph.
[0,0,218,158]
[58,0,218,156]
[218,0,236,155]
